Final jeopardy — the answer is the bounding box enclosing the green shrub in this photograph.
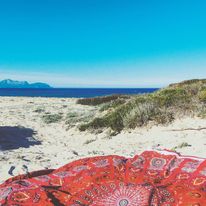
[199,90,206,103]
[42,114,63,124]
[34,107,45,113]
[66,112,78,118]
[198,104,206,118]
[171,142,191,151]
[79,124,89,131]
[99,99,126,111]
[76,95,128,106]
[154,88,190,107]
[153,109,174,124]
[79,96,174,132]
[84,139,96,145]
[78,79,206,133]
[122,101,156,128]
[79,117,107,131]
[169,79,206,87]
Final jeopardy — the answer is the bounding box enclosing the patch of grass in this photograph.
[76,94,128,106]
[79,117,108,131]
[66,112,94,125]
[65,112,79,126]
[197,105,206,118]
[171,142,191,151]
[99,98,126,111]
[154,88,190,108]
[42,114,63,124]
[66,111,96,130]
[199,89,206,103]
[66,112,78,118]
[79,94,175,132]
[169,79,206,87]
[34,107,45,113]
[88,150,104,155]
[84,138,96,145]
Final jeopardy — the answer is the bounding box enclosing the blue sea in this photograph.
[0,88,159,98]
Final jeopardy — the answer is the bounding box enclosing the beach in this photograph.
[0,96,206,183]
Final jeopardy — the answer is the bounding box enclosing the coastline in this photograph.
[0,96,206,182]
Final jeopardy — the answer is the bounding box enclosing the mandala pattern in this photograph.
[0,150,206,205]
[91,183,153,206]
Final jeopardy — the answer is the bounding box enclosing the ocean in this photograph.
[0,88,159,98]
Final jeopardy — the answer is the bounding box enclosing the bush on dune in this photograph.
[199,89,206,103]
[76,94,129,106]
[79,94,175,132]
[99,98,126,111]
[79,79,206,133]
[42,114,63,124]
[154,88,190,107]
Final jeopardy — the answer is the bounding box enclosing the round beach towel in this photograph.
[0,150,206,205]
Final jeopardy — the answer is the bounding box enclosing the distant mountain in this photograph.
[0,79,52,88]
[29,82,52,89]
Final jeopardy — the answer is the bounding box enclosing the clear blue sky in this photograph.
[0,0,206,87]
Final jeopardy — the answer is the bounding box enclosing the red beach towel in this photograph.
[0,150,206,205]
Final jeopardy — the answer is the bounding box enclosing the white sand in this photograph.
[0,97,206,183]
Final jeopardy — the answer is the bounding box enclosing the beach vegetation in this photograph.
[99,98,126,111]
[66,112,78,118]
[76,94,129,106]
[79,79,206,133]
[34,107,45,113]
[42,113,63,124]
[84,138,96,145]
[197,105,206,118]
[171,142,191,151]
[199,89,206,103]
[66,111,96,130]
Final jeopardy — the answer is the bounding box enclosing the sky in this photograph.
[0,0,206,88]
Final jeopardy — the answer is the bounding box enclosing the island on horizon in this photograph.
[0,79,52,89]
